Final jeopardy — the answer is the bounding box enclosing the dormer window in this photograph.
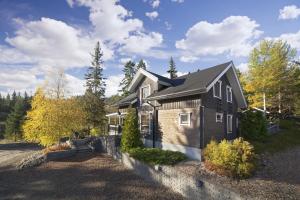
[213,80,222,99]
[226,86,232,103]
[140,85,150,100]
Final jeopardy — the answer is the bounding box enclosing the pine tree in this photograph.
[5,98,25,141]
[119,61,136,96]
[84,41,106,130]
[136,59,146,70]
[167,57,177,79]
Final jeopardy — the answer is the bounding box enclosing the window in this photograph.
[140,85,150,100]
[227,115,233,134]
[213,80,222,99]
[226,86,232,103]
[140,113,150,134]
[216,112,223,122]
[179,113,191,126]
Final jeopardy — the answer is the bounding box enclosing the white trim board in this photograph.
[128,68,171,92]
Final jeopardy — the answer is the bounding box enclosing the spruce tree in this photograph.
[5,98,25,141]
[167,57,177,79]
[121,108,143,152]
[84,41,106,130]
[11,90,17,108]
[119,61,136,96]
[136,59,146,70]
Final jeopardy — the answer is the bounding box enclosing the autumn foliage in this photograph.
[204,138,256,178]
[23,88,87,146]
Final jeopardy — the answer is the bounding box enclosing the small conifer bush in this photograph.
[121,108,143,152]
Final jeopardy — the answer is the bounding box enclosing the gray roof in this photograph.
[116,92,137,106]
[147,71,174,85]
[147,61,232,100]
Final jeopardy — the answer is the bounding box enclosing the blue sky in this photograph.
[0,0,299,97]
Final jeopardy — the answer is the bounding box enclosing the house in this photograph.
[107,61,247,160]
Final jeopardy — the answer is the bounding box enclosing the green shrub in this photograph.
[240,109,268,141]
[121,108,143,152]
[128,147,187,165]
[204,138,256,178]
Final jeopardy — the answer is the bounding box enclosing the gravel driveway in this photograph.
[0,152,184,200]
[0,143,41,169]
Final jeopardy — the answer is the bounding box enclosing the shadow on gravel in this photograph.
[0,153,184,200]
[0,143,41,151]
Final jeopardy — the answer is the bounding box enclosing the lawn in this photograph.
[251,119,300,154]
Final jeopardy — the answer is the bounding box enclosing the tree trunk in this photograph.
[263,92,266,116]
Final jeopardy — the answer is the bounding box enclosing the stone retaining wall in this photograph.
[100,135,242,200]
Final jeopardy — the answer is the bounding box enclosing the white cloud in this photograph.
[279,5,300,20]
[68,0,164,57]
[145,11,159,20]
[151,0,160,8]
[65,74,85,96]
[0,67,41,94]
[162,71,188,78]
[179,55,198,63]
[271,30,300,50]
[236,62,248,73]
[119,32,163,55]
[119,57,132,64]
[171,0,184,3]
[105,74,124,97]
[175,16,263,59]
[5,17,113,71]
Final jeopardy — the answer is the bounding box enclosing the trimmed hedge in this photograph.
[128,147,187,165]
[204,138,256,178]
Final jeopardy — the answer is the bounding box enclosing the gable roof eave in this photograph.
[206,61,247,108]
[128,68,171,92]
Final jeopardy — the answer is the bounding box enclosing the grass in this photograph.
[251,119,300,154]
[127,147,187,166]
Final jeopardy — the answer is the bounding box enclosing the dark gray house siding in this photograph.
[201,74,238,146]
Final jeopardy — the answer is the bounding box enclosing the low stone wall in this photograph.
[45,149,76,161]
[101,135,242,200]
[119,153,241,200]
[17,149,77,169]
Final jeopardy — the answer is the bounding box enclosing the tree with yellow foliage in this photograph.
[246,39,298,114]
[23,88,87,146]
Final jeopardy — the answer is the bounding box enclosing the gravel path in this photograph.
[0,153,184,200]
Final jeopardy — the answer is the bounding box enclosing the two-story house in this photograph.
[107,61,247,160]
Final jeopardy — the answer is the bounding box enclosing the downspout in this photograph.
[147,101,161,148]
[200,106,205,149]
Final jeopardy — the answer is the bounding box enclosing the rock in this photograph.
[16,151,46,170]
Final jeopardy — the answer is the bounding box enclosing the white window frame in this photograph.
[226,85,232,103]
[213,80,222,99]
[139,112,152,134]
[227,114,233,134]
[140,84,151,102]
[179,113,191,126]
[216,112,223,123]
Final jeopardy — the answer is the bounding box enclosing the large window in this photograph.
[140,113,150,134]
[213,80,222,99]
[140,85,150,100]
[226,86,232,103]
[227,114,233,134]
[179,113,191,126]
